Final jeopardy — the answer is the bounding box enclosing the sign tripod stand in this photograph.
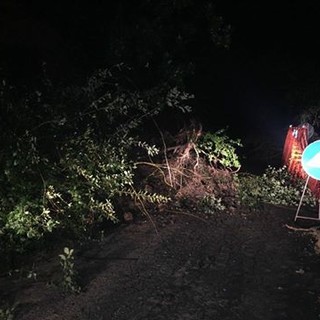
[294,175,320,222]
[295,140,320,222]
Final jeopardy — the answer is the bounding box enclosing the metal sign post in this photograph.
[295,140,320,222]
[294,175,320,221]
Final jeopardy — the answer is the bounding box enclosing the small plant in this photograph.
[0,304,15,320]
[58,247,80,294]
[26,264,37,281]
[197,129,242,171]
[199,194,226,214]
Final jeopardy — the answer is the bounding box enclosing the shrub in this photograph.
[197,128,242,171]
[0,64,193,254]
[237,165,317,208]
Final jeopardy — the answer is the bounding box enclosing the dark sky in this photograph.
[200,0,320,145]
[220,0,320,56]
[1,0,320,149]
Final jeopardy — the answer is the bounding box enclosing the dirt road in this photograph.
[6,205,320,320]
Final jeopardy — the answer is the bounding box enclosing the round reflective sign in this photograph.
[301,140,320,180]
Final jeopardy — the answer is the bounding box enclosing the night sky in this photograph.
[200,0,320,143]
[1,0,320,156]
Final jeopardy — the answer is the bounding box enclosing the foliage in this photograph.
[58,247,80,294]
[5,201,58,240]
[199,194,226,214]
[0,307,14,320]
[237,165,317,209]
[0,64,193,256]
[197,129,243,170]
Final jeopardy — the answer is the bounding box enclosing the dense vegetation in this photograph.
[0,0,233,264]
[1,2,320,314]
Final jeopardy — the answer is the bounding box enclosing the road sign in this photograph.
[301,140,320,180]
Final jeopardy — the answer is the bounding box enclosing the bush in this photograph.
[197,128,242,171]
[237,165,317,209]
[0,64,193,254]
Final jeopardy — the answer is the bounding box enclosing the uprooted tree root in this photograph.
[136,122,239,211]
